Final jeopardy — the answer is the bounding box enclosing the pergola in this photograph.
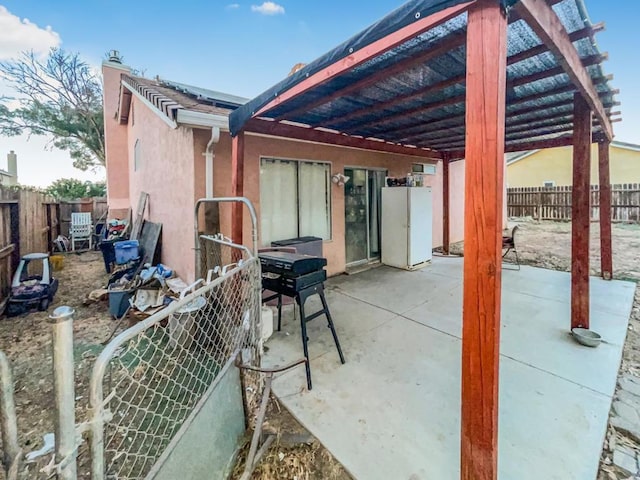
[228,0,619,478]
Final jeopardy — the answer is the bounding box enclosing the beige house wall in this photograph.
[507,144,640,188]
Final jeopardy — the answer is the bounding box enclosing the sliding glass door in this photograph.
[344,168,386,265]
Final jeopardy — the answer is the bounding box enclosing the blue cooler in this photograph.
[114,240,140,265]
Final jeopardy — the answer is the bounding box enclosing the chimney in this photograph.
[7,150,17,185]
[102,52,131,209]
[108,50,123,64]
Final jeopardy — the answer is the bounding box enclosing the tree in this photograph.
[46,178,106,199]
[0,48,104,171]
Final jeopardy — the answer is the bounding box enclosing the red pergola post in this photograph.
[598,140,613,280]
[460,1,507,479]
[571,93,592,329]
[231,131,245,245]
[442,156,450,255]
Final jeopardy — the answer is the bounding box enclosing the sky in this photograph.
[0,0,638,187]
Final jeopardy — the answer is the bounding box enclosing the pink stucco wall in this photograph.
[449,160,466,244]
[126,96,197,280]
[193,130,467,277]
[105,77,475,282]
[102,61,131,210]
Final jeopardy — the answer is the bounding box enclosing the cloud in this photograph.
[0,6,61,59]
[251,2,285,15]
[226,3,240,10]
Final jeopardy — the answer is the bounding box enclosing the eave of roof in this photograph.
[612,140,640,152]
[118,75,240,130]
[506,139,640,166]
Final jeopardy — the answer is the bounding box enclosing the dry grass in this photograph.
[230,394,350,480]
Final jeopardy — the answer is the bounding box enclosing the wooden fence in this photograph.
[0,187,60,309]
[59,197,108,237]
[507,184,640,222]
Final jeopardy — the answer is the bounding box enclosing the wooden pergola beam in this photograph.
[395,72,613,141]
[510,53,606,88]
[351,94,465,132]
[598,140,613,280]
[460,1,507,478]
[231,132,245,245]
[253,1,476,119]
[442,155,450,255]
[244,118,443,160]
[398,77,611,144]
[407,113,606,147]
[408,100,616,150]
[430,115,614,150]
[320,75,465,128]
[447,134,578,159]
[571,93,592,329]
[514,0,613,139]
[274,1,580,125]
[323,23,603,129]
[370,54,606,139]
[507,23,604,65]
[279,30,468,122]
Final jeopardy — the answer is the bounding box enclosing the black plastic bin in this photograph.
[99,240,116,274]
[271,236,323,257]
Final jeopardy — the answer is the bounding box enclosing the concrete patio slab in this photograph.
[263,257,635,480]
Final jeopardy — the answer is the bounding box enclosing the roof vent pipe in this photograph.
[205,127,220,197]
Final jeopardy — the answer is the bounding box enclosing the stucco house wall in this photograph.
[194,130,467,277]
[507,143,640,188]
[103,63,131,210]
[104,63,470,282]
[127,96,197,280]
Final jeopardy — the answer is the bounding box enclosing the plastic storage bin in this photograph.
[271,236,323,257]
[99,240,116,273]
[108,287,134,317]
[114,240,140,265]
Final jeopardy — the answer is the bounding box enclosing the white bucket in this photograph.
[260,306,274,342]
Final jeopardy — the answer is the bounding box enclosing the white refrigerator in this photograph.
[381,187,432,270]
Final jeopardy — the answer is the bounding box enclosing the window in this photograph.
[260,158,331,246]
[412,163,437,175]
[134,139,141,171]
[543,180,555,188]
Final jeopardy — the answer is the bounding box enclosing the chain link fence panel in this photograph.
[90,236,261,480]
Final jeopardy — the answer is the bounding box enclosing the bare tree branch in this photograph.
[0,48,104,170]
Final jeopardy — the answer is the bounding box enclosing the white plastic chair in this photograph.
[70,212,93,251]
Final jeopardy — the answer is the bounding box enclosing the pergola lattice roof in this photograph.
[229,0,617,158]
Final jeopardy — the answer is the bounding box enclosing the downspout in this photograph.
[204,126,221,197]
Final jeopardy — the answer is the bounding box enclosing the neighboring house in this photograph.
[103,56,468,282]
[506,141,640,188]
[0,151,18,186]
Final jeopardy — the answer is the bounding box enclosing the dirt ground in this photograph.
[515,221,640,480]
[1,221,638,479]
[230,397,350,480]
[0,251,114,478]
[0,250,349,480]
